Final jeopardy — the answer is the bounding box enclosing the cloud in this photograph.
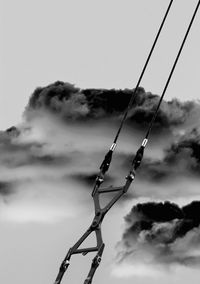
[0,181,13,196]
[1,81,200,224]
[25,81,199,130]
[116,200,200,272]
[137,127,200,182]
[26,81,89,120]
[128,95,195,128]
[0,125,70,169]
[0,184,83,224]
[111,262,163,278]
[1,81,199,284]
[0,116,92,222]
[69,172,115,186]
[0,201,75,223]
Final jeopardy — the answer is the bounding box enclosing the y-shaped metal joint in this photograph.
[54,141,147,284]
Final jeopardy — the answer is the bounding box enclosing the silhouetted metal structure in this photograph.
[54,1,200,283]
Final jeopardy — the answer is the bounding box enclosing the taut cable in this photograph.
[53,1,200,283]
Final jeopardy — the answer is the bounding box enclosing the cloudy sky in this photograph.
[1,1,200,284]
[1,0,200,130]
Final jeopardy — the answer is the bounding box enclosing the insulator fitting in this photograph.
[61,259,70,270]
[126,171,135,182]
[110,143,117,151]
[96,176,104,186]
[92,179,102,196]
[142,138,148,147]
[100,148,114,174]
[132,145,145,170]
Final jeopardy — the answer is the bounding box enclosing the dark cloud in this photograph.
[1,81,200,229]
[5,126,20,137]
[131,127,200,182]
[26,81,198,129]
[30,154,70,166]
[118,201,200,267]
[70,172,115,186]
[26,81,89,120]
[13,154,70,168]
[128,95,195,128]
[165,128,200,166]
[0,181,14,196]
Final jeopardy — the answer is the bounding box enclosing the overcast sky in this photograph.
[1,1,200,284]
[1,0,200,130]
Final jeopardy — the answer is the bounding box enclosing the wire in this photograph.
[100,0,174,176]
[53,1,200,284]
[144,0,200,141]
[112,0,174,145]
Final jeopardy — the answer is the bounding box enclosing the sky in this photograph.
[1,1,200,284]
[1,0,200,129]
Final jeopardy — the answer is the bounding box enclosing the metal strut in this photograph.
[54,140,147,284]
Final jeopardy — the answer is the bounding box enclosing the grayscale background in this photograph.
[0,1,200,284]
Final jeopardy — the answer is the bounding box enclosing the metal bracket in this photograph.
[54,143,145,284]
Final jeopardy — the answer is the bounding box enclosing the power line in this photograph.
[112,0,174,145]
[98,0,174,183]
[144,0,200,141]
[53,1,200,283]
